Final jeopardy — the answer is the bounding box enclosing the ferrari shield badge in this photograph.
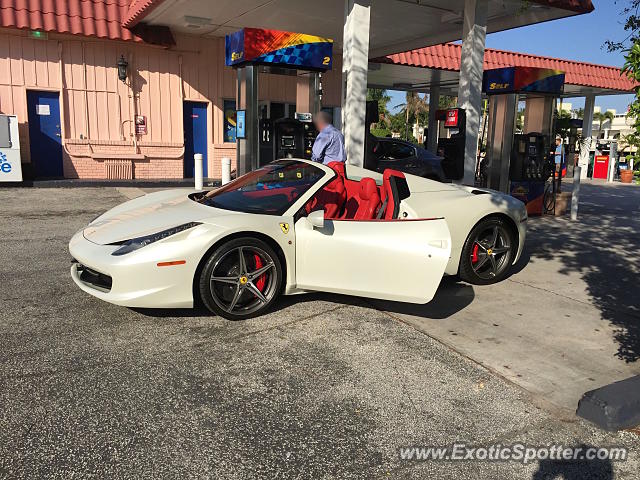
[279,222,290,234]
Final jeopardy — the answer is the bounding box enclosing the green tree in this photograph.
[593,111,615,133]
[367,88,391,117]
[607,1,640,177]
[366,88,392,136]
[554,108,573,139]
[516,108,525,132]
[438,96,457,109]
[395,92,428,141]
[605,0,640,52]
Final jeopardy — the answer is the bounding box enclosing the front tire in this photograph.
[199,237,283,320]
[459,217,516,285]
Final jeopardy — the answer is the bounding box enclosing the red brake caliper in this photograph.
[471,243,479,264]
[253,254,266,292]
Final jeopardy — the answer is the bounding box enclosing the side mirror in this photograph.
[308,210,325,229]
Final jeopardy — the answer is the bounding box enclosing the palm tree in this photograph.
[395,92,429,141]
[367,88,391,130]
[367,89,391,118]
[594,111,615,135]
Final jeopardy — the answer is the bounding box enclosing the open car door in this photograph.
[294,217,451,304]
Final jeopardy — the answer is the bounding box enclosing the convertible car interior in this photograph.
[304,161,411,221]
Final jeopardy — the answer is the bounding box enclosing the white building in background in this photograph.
[556,102,636,156]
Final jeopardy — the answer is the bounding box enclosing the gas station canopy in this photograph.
[126,0,595,178]
[131,0,593,56]
[369,42,636,97]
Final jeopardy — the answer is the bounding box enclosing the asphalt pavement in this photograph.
[0,185,638,479]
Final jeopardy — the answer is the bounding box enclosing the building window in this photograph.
[223,99,236,143]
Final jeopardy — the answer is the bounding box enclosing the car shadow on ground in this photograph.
[131,275,475,321]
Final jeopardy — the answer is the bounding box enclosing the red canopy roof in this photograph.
[376,43,635,93]
[0,0,174,46]
[532,0,594,13]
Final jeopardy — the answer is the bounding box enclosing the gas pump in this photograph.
[482,67,565,215]
[509,133,553,182]
[259,117,317,165]
[436,108,466,181]
[273,118,304,159]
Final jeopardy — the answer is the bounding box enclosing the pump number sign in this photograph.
[226,28,333,71]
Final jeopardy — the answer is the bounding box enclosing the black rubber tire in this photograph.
[458,216,516,285]
[199,237,283,320]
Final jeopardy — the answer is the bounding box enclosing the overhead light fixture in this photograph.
[184,15,212,29]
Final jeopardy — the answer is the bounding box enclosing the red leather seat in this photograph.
[351,177,381,220]
[380,169,406,219]
[326,162,381,220]
[305,175,346,218]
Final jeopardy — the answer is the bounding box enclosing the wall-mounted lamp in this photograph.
[117,55,128,83]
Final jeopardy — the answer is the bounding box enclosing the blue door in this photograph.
[26,91,63,178]
[183,101,208,178]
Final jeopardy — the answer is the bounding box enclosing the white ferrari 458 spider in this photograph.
[69,159,527,319]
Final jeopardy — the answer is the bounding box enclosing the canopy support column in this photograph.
[579,94,595,180]
[236,65,259,175]
[457,0,487,185]
[427,71,441,154]
[297,72,321,116]
[342,0,371,167]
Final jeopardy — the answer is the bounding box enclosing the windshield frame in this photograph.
[195,159,333,217]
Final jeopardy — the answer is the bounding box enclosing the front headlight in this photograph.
[111,222,201,256]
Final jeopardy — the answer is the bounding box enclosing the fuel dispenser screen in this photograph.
[281,136,295,148]
[275,121,302,159]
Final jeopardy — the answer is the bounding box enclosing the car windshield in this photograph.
[197,160,326,215]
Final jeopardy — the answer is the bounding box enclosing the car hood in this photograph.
[83,189,231,245]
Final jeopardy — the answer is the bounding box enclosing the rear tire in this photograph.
[199,237,283,320]
[459,217,516,285]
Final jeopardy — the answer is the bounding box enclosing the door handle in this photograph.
[55,133,61,137]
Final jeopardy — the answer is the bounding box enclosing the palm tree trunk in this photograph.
[405,107,409,140]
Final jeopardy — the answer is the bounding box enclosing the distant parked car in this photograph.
[368,137,446,182]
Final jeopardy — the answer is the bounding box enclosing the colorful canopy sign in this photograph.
[482,67,565,95]
[225,28,333,71]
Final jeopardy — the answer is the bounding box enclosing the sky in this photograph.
[387,0,635,115]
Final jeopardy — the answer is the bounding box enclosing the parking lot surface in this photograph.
[1,185,638,479]
[371,180,640,413]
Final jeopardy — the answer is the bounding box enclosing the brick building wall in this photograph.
[0,27,342,180]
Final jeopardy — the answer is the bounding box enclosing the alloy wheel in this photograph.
[469,225,512,280]
[209,245,278,315]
